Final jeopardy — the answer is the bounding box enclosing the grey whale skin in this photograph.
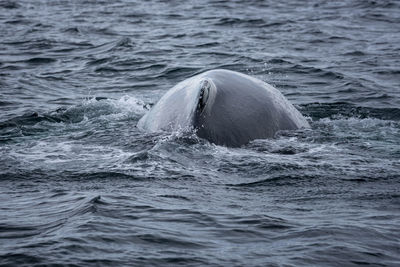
[138,69,310,147]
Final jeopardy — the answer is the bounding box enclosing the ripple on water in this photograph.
[1,0,400,265]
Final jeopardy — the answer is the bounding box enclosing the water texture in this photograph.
[0,0,399,266]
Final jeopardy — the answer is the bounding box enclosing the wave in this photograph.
[0,95,147,128]
[0,193,101,239]
[301,102,400,121]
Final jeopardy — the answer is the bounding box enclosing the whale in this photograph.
[138,69,309,147]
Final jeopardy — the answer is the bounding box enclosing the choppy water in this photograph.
[1,0,399,266]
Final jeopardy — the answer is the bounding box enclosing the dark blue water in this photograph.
[1,0,399,266]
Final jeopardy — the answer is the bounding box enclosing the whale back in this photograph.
[138,69,309,147]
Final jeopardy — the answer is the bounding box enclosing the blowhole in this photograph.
[198,79,211,112]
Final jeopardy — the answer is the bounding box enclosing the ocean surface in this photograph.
[1,0,399,266]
